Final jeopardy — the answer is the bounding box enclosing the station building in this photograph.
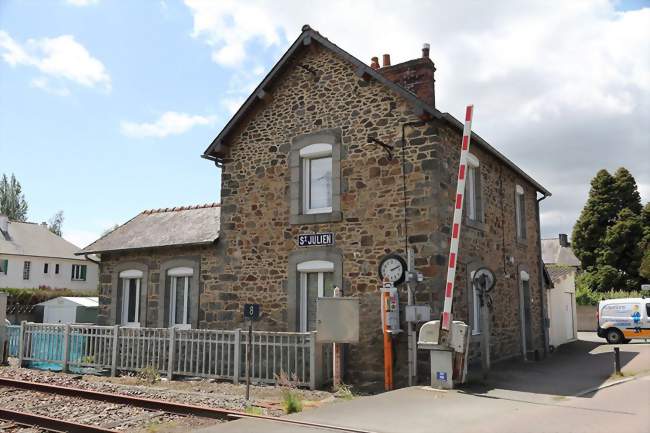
[197,26,551,383]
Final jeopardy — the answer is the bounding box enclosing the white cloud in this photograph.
[65,0,99,6]
[184,0,650,237]
[0,31,111,92]
[120,111,218,139]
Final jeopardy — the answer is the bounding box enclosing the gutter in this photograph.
[83,253,100,265]
[536,191,552,357]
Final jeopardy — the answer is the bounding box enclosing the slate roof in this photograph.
[546,265,577,285]
[202,25,551,196]
[541,238,581,267]
[78,203,220,255]
[0,220,87,260]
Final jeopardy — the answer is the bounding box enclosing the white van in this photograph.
[597,298,650,344]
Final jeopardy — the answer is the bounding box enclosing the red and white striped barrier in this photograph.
[441,105,474,331]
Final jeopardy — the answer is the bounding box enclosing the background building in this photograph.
[0,215,98,291]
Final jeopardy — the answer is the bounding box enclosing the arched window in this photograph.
[465,152,482,222]
[119,269,143,326]
[515,184,526,240]
[168,266,193,328]
[297,260,335,332]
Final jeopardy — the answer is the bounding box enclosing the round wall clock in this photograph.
[378,254,407,285]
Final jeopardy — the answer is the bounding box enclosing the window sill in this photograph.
[516,237,528,247]
[465,218,486,232]
[290,211,342,225]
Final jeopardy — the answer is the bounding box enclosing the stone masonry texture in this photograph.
[202,42,547,386]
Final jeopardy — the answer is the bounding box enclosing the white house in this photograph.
[542,234,580,348]
[0,215,99,291]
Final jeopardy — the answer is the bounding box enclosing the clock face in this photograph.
[379,255,406,285]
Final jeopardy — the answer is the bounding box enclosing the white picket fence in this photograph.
[11,322,330,389]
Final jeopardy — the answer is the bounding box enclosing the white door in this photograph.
[297,260,334,332]
[565,292,575,340]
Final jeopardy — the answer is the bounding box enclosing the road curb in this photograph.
[573,376,635,397]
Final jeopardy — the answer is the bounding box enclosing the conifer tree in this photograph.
[0,173,28,221]
[572,169,618,269]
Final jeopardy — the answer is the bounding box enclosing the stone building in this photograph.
[78,204,220,329]
[198,25,552,384]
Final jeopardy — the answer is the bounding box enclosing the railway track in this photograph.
[0,377,377,433]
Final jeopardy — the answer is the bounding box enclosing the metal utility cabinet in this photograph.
[418,320,469,389]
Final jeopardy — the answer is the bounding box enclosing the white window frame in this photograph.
[471,270,481,336]
[71,264,86,281]
[298,260,334,332]
[466,153,480,222]
[168,267,193,329]
[515,184,526,239]
[300,143,333,215]
[23,261,30,280]
[119,269,143,327]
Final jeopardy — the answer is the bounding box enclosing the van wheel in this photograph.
[606,329,624,344]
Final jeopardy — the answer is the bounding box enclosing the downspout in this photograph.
[536,192,551,357]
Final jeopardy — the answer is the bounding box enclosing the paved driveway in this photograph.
[195,333,650,433]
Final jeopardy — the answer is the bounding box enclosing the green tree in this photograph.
[597,208,644,288]
[572,170,619,269]
[613,167,643,215]
[48,210,64,236]
[639,203,650,280]
[0,173,28,221]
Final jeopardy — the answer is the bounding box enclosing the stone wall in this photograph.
[206,43,546,384]
[97,244,221,327]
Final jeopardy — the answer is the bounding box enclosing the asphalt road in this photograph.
[195,333,650,433]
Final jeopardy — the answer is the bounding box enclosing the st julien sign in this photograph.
[298,232,334,247]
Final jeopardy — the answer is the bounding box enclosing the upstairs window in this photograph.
[72,264,87,281]
[23,261,30,280]
[301,143,332,214]
[43,263,49,274]
[515,185,527,240]
[0,259,8,275]
[465,153,482,223]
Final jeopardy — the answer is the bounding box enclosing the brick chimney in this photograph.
[377,43,436,107]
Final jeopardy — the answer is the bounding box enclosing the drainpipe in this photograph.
[536,192,551,357]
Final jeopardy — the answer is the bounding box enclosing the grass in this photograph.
[333,383,354,400]
[282,390,303,414]
[137,365,161,384]
[244,405,265,416]
[145,420,177,433]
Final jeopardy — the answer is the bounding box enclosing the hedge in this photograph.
[0,287,98,306]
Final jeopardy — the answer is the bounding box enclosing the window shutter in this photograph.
[81,265,87,280]
[0,259,7,274]
[71,265,75,279]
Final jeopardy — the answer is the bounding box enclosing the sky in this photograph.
[0,0,648,248]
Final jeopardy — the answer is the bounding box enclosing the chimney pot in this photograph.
[370,56,380,70]
[422,43,430,58]
[558,234,569,247]
[382,54,391,67]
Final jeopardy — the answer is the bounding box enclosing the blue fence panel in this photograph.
[7,325,20,357]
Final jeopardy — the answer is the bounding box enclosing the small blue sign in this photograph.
[632,311,641,324]
[436,371,448,381]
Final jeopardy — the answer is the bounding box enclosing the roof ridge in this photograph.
[141,202,221,215]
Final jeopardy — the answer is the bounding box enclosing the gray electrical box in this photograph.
[405,305,431,323]
[316,297,359,343]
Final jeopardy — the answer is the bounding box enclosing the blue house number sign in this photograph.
[298,232,334,247]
